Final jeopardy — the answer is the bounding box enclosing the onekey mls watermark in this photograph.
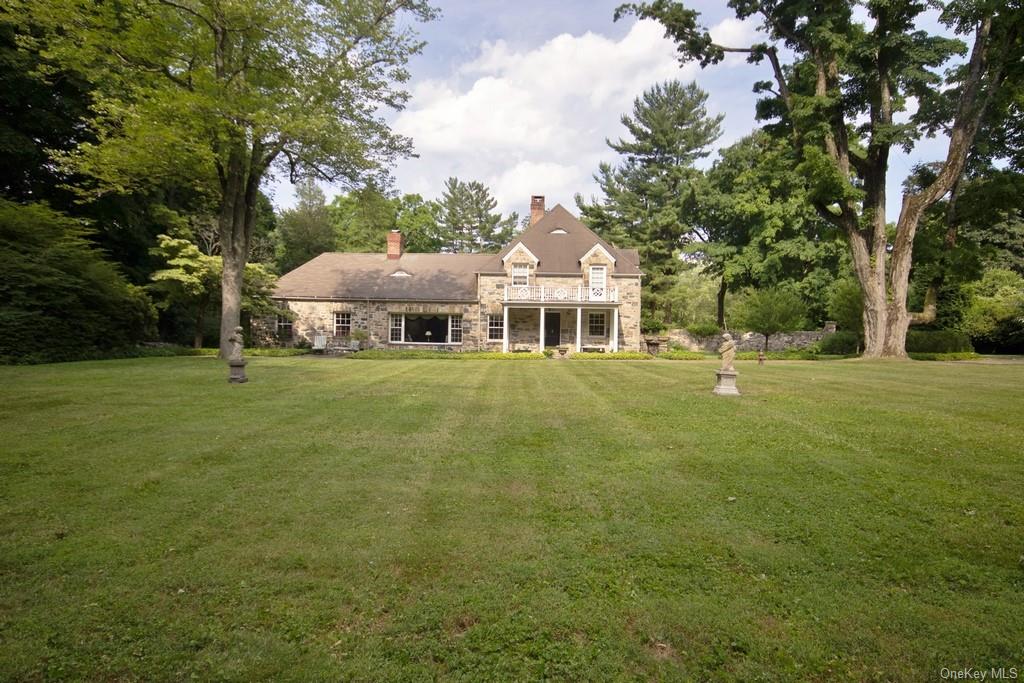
[940,667,1019,681]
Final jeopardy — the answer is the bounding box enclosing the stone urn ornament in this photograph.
[227,326,248,384]
[713,333,740,396]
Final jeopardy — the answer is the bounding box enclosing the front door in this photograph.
[545,311,561,347]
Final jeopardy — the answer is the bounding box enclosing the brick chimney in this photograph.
[530,195,545,227]
[386,230,403,259]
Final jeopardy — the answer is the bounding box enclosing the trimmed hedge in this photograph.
[658,350,711,360]
[905,329,973,353]
[736,350,821,360]
[24,346,312,363]
[909,352,981,361]
[570,352,653,360]
[247,347,310,357]
[352,350,545,360]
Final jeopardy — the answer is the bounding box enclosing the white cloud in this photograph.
[708,16,761,54]
[389,19,695,214]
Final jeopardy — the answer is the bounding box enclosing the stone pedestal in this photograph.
[713,369,740,396]
[228,359,248,384]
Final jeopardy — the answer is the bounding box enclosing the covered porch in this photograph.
[500,305,620,353]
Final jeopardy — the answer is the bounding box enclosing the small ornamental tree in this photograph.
[736,288,807,352]
[150,235,279,348]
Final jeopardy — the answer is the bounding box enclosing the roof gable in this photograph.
[580,243,616,264]
[497,204,641,275]
[500,242,539,264]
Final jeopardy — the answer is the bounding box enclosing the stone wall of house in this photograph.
[614,276,643,352]
[257,299,484,350]
[478,274,509,350]
[665,322,838,353]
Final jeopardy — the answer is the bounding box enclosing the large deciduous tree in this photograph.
[578,80,722,330]
[20,0,436,357]
[693,131,845,327]
[618,0,1023,357]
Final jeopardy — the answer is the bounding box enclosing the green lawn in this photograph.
[1,357,1022,681]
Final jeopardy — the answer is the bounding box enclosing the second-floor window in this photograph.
[334,312,351,336]
[589,265,607,289]
[512,264,529,286]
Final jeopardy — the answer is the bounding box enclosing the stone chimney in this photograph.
[386,230,404,260]
[530,195,545,227]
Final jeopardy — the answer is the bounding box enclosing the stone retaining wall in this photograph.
[664,322,837,353]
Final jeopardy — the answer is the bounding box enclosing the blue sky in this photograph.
[271,1,954,223]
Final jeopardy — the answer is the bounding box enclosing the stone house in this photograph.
[264,196,643,353]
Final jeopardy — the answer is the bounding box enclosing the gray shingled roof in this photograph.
[274,252,500,301]
[495,204,643,275]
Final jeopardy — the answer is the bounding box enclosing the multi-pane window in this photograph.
[389,314,404,343]
[276,315,293,336]
[512,264,529,286]
[389,313,463,344]
[487,314,504,341]
[588,312,606,336]
[589,265,607,289]
[334,312,351,336]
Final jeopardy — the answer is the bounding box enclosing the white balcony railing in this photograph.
[504,285,619,303]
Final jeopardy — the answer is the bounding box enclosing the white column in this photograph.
[539,307,546,351]
[576,307,582,352]
[611,307,619,352]
[502,305,509,353]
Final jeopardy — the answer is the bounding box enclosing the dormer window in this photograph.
[512,264,529,286]
[390,270,411,277]
[589,265,607,289]
[549,228,568,234]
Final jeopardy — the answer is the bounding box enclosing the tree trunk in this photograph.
[216,141,265,358]
[193,296,207,349]
[220,251,244,357]
[843,218,890,358]
[763,334,769,353]
[716,277,727,328]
